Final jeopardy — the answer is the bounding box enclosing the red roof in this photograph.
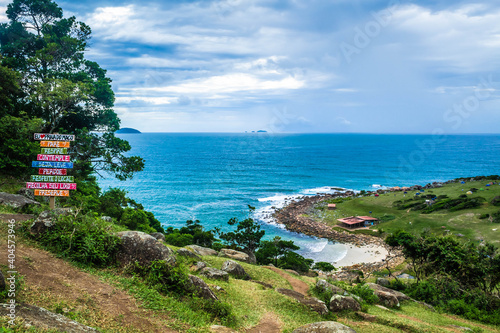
[337,216,378,225]
[358,216,378,221]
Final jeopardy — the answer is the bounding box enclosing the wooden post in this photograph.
[49,196,55,209]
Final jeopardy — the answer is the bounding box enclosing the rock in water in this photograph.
[0,192,40,209]
[292,321,357,332]
[221,260,250,280]
[115,231,176,266]
[187,275,218,301]
[329,295,361,312]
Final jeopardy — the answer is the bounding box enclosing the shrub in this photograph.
[492,211,500,223]
[491,196,500,207]
[31,213,121,267]
[189,298,236,325]
[478,213,490,219]
[164,232,194,247]
[312,262,336,272]
[349,283,378,305]
[129,260,190,296]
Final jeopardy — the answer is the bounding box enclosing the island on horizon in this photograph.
[116,127,141,134]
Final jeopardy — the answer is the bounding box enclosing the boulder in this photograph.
[177,248,201,260]
[329,295,361,312]
[356,312,377,322]
[374,290,399,308]
[316,279,346,295]
[186,245,218,256]
[376,278,390,287]
[210,325,237,332]
[30,208,73,236]
[190,261,207,272]
[285,269,300,276]
[150,232,166,242]
[17,188,35,201]
[0,303,100,332]
[292,321,357,333]
[201,267,229,281]
[0,192,40,209]
[221,260,250,280]
[276,288,328,315]
[366,283,410,302]
[218,248,250,263]
[187,275,218,301]
[101,216,112,222]
[115,231,176,267]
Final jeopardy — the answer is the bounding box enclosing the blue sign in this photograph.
[32,161,73,169]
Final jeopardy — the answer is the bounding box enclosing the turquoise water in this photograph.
[98,133,500,262]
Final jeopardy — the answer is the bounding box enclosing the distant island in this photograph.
[246,130,268,133]
[116,128,141,134]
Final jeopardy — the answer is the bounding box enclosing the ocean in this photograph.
[98,133,500,262]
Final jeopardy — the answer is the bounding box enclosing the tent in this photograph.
[466,191,473,195]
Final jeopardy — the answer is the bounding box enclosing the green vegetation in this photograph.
[165,219,216,247]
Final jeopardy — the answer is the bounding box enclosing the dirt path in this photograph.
[245,312,281,333]
[0,243,178,332]
[264,266,309,296]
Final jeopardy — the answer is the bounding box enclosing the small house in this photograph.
[327,203,337,210]
[338,216,379,229]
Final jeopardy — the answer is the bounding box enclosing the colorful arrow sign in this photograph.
[34,189,70,197]
[39,168,67,175]
[32,161,73,168]
[37,154,71,162]
[40,148,68,154]
[40,141,70,148]
[27,182,77,190]
[31,175,74,182]
[34,133,75,141]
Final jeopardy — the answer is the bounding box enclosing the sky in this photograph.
[1,0,500,133]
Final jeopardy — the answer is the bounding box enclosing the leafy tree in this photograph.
[277,251,313,273]
[0,0,144,180]
[218,206,265,257]
[256,236,299,266]
[312,261,336,272]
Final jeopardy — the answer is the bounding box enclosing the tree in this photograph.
[218,206,265,258]
[0,0,144,180]
[256,236,299,266]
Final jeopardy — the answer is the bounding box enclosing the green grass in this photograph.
[312,180,500,244]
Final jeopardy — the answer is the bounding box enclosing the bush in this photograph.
[492,211,500,223]
[491,196,500,207]
[31,213,121,267]
[189,298,236,325]
[349,283,378,305]
[129,260,190,296]
[164,232,194,247]
[478,213,490,219]
[312,262,336,272]
[277,251,313,273]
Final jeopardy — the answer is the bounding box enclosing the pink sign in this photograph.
[37,154,71,162]
[39,168,67,175]
[27,182,77,190]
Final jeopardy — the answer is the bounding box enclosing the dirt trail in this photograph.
[0,242,177,332]
[264,266,309,296]
[245,312,281,333]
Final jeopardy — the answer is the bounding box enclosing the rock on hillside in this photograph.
[186,245,218,256]
[221,260,250,280]
[31,208,74,236]
[292,321,357,332]
[187,275,218,301]
[218,248,250,263]
[0,192,40,209]
[329,295,361,312]
[115,231,176,266]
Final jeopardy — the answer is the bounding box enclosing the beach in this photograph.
[333,244,389,267]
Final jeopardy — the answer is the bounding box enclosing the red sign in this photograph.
[37,154,71,162]
[27,182,77,190]
[34,133,75,141]
[39,168,67,175]
[40,141,70,148]
[34,189,69,197]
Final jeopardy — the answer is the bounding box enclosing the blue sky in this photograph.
[1,0,500,133]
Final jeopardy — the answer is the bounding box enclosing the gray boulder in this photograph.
[366,283,410,302]
[191,261,207,272]
[17,188,35,201]
[177,248,201,260]
[316,279,346,295]
[0,303,100,332]
[201,267,229,281]
[187,275,218,301]
[150,232,166,242]
[30,208,73,236]
[376,278,390,287]
[186,245,218,256]
[101,216,112,222]
[374,290,399,308]
[221,260,250,280]
[218,248,250,263]
[329,295,361,312]
[0,192,40,209]
[292,321,357,333]
[115,231,176,267]
[276,288,328,315]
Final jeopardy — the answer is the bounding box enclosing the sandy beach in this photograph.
[333,244,389,267]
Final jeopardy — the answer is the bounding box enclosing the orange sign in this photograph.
[40,141,70,148]
[34,189,70,197]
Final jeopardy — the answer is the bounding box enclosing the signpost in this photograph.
[29,133,76,209]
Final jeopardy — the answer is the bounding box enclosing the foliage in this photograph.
[27,212,121,266]
[277,251,313,273]
[312,261,336,272]
[0,0,144,181]
[188,298,236,326]
[491,196,500,206]
[393,196,485,213]
[492,210,500,223]
[0,114,43,177]
[349,283,379,305]
[164,220,217,247]
[218,206,265,255]
[256,236,299,266]
[129,260,190,296]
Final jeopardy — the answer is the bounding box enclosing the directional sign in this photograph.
[40,148,68,154]
[34,133,75,141]
[31,175,74,182]
[34,189,69,197]
[37,154,71,162]
[39,168,67,175]
[40,141,70,148]
[32,161,73,168]
[27,182,77,190]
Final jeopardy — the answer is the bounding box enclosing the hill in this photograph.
[116,128,141,134]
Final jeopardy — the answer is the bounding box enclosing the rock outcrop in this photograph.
[218,248,250,263]
[150,232,166,242]
[177,248,201,260]
[201,267,229,281]
[276,288,328,315]
[187,275,218,301]
[0,303,100,332]
[292,321,357,333]
[329,295,361,312]
[30,208,73,236]
[316,279,346,295]
[0,192,40,209]
[365,283,410,302]
[221,260,250,280]
[115,231,176,267]
[186,245,218,256]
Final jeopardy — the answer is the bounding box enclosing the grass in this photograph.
[311,180,500,244]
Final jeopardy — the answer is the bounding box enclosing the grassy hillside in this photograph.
[311,180,500,244]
